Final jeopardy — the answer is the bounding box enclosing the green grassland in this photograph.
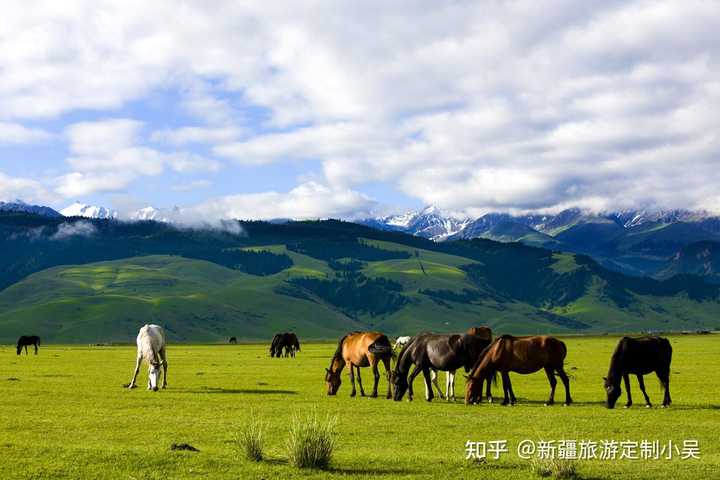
[1,335,718,479]
[2,234,720,342]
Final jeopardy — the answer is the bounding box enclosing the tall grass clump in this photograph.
[236,418,264,462]
[286,412,337,469]
[530,457,580,479]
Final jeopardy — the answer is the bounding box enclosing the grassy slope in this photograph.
[2,239,720,342]
[0,336,718,479]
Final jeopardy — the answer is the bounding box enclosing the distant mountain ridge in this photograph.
[0,200,62,218]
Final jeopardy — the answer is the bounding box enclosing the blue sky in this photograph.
[1,1,719,220]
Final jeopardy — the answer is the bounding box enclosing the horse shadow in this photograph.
[185,387,298,395]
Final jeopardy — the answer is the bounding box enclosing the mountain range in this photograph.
[360,206,720,282]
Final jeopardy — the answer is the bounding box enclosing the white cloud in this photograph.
[57,118,221,197]
[187,181,376,221]
[0,122,54,144]
[0,171,55,203]
[171,179,212,192]
[1,1,719,214]
[51,220,97,240]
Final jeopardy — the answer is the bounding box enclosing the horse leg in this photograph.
[658,370,671,408]
[450,371,457,401]
[370,362,380,398]
[383,357,392,399]
[356,365,367,396]
[128,355,141,389]
[636,375,651,408]
[24,345,28,355]
[422,368,434,402]
[160,348,168,389]
[623,373,633,408]
[34,342,38,355]
[407,365,423,401]
[544,366,557,406]
[348,363,357,397]
[429,369,444,399]
[556,367,572,405]
[505,372,517,405]
[485,375,493,403]
[500,372,510,405]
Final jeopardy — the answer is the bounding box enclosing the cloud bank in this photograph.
[0,1,718,218]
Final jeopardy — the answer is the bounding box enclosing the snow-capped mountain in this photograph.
[362,206,470,241]
[128,206,179,223]
[0,200,62,217]
[61,202,118,219]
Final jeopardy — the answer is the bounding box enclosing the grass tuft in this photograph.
[530,457,580,479]
[286,412,337,469]
[237,419,264,462]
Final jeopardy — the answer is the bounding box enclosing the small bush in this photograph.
[530,457,579,479]
[237,419,264,462]
[286,412,337,469]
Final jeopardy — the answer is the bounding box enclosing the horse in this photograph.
[393,336,412,350]
[270,332,301,357]
[465,335,571,406]
[325,332,393,398]
[229,337,237,344]
[127,324,168,391]
[603,336,672,409]
[16,336,40,355]
[466,326,492,340]
[392,333,492,402]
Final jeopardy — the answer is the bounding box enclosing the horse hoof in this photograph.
[623,405,630,409]
[645,404,652,408]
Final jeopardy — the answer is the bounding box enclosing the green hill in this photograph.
[1,214,720,342]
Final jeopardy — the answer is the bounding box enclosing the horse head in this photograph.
[147,348,161,391]
[391,370,408,401]
[603,376,621,409]
[325,368,341,395]
[464,375,484,405]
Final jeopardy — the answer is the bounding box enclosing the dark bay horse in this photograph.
[465,335,572,406]
[229,337,237,344]
[604,336,672,409]
[16,336,40,355]
[466,326,492,340]
[392,333,492,402]
[270,332,301,357]
[325,332,393,398]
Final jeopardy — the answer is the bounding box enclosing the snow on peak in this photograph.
[61,202,117,219]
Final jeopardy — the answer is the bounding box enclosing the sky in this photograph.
[0,1,719,220]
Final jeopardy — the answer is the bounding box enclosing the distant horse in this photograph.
[465,335,571,406]
[270,332,301,357]
[325,332,393,398]
[128,324,168,391]
[392,333,492,402]
[604,336,672,409]
[16,336,40,355]
[393,336,412,350]
[229,337,237,344]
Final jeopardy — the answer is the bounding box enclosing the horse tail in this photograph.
[368,335,393,359]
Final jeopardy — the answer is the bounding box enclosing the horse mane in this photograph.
[393,336,416,376]
[468,335,506,383]
[328,332,354,371]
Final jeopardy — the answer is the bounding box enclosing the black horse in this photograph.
[270,332,301,357]
[604,336,672,409]
[392,333,492,402]
[229,337,237,344]
[16,336,41,355]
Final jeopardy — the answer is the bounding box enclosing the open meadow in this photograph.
[1,334,719,479]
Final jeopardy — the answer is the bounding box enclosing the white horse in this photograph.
[128,324,168,391]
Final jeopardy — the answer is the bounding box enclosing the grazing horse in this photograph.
[604,336,672,409]
[465,335,571,406]
[325,332,393,398]
[16,336,40,355]
[128,324,168,391]
[229,337,237,344]
[392,333,492,402]
[270,332,301,357]
[393,336,412,350]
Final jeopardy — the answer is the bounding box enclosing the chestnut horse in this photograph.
[325,332,393,398]
[465,335,572,406]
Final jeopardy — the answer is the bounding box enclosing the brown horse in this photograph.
[466,326,492,341]
[325,332,393,398]
[465,335,572,406]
